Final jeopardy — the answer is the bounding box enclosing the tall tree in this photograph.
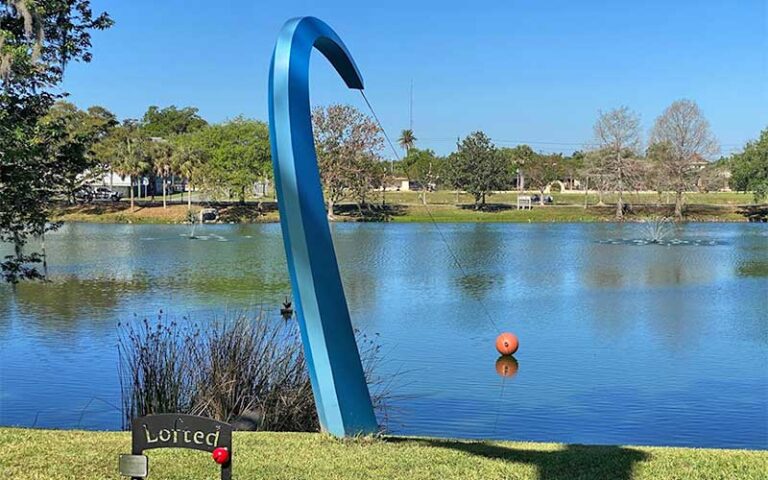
[0,0,112,282]
[501,144,537,190]
[402,148,441,205]
[141,105,207,138]
[41,101,117,202]
[398,129,416,155]
[644,141,673,204]
[448,131,507,209]
[348,154,385,213]
[181,117,271,204]
[730,128,768,202]
[148,139,174,208]
[649,99,719,220]
[170,142,206,210]
[312,104,383,219]
[525,153,564,205]
[581,148,611,206]
[592,106,642,220]
[96,121,151,212]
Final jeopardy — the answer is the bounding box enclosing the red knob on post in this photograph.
[212,447,230,465]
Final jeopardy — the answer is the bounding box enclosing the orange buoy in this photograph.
[495,355,519,378]
[495,332,519,356]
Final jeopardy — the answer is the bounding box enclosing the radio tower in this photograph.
[409,79,414,131]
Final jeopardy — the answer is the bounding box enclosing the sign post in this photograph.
[119,414,232,479]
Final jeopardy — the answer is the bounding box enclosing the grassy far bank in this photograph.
[51,191,756,224]
[1,429,766,480]
[52,203,281,224]
[384,190,754,206]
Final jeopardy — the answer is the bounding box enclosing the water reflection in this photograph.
[737,260,768,277]
[12,276,149,327]
[1,222,766,448]
[456,273,496,300]
[495,356,519,378]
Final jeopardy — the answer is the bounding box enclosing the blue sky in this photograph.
[61,0,766,157]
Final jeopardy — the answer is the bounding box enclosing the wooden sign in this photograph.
[120,414,232,479]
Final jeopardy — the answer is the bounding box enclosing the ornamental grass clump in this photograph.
[118,311,388,432]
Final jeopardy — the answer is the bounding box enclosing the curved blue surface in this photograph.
[267,17,378,437]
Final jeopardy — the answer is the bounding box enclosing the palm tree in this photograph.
[398,129,416,155]
[171,144,205,211]
[149,140,174,209]
[101,122,150,212]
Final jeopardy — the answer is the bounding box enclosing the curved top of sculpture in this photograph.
[271,16,363,93]
[267,17,378,437]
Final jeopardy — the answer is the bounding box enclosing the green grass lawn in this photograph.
[51,191,754,224]
[391,203,745,223]
[0,428,765,480]
[383,190,754,207]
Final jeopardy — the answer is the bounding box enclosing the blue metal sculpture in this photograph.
[267,17,378,437]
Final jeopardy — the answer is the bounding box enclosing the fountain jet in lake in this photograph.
[642,216,673,244]
[597,216,723,247]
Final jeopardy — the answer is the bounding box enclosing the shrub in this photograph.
[118,311,387,432]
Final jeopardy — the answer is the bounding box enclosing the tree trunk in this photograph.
[421,190,427,205]
[162,177,167,209]
[41,232,48,279]
[130,179,135,212]
[382,183,387,207]
[616,188,624,221]
[327,198,335,221]
[674,190,684,221]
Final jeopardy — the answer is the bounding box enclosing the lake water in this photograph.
[1,222,766,449]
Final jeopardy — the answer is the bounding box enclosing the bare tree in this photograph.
[582,148,612,206]
[592,106,642,220]
[312,104,383,220]
[650,99,719,220]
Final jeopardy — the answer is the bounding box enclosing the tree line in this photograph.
[85,106,272,211]
[70,99,764,226]
[399,101,764,222]
[1,1,766,284]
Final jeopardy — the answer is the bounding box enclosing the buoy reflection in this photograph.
[495,355,519,378]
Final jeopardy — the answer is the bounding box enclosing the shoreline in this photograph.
[51,201,760,225]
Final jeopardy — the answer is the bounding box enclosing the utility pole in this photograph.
[409,79,413,131]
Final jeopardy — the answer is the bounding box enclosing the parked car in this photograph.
[92,187,122,202]
[73,186,94,203]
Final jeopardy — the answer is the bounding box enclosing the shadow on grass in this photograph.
[387,438,649,480]
[333,203,408,222]
[218,202,279,222]
[737,204,768,222]
[458,203,515,212]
